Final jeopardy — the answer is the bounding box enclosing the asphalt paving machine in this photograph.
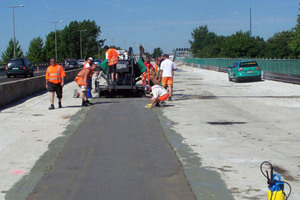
[95,46,147,97]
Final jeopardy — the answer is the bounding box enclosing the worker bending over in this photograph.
[145,85,169,108]
[74,63,96,106]
[142,57,154,85]
[104,45,119,85]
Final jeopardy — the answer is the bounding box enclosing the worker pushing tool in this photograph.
[74,63,96,107]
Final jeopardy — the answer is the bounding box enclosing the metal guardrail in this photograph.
[184,62,300,85]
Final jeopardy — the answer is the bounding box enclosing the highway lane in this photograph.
[0,66,81,84]
[0,66,47,84]
[25,98,196,200]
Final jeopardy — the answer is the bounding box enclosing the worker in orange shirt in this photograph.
[74,63,96,106]
[142,57,154,85]
[45,58,66,110]
[83,57,93,69]
[104,45,119,85]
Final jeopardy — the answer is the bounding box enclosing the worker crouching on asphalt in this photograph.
[104,45,119,85]
[145,85,169,108]
[74,63,96,107]
[45,58,66,110]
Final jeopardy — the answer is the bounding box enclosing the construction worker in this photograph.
[159,54,177,101]
[145,84,169,108]
[104,45,119,85]
[152,58,162,86]
[45,58,66,110]
[83,57,93,69]
[83,57,93,98]
[142,57,154,85]
[74,63,96,106]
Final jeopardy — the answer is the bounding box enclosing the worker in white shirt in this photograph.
[159,54,177,101]
[145,85,169,108]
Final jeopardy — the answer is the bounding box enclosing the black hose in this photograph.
[260,161,292,200]
[282,181,292,200]
[260,161,272,179]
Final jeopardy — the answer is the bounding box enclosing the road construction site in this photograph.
[0,63,299,199]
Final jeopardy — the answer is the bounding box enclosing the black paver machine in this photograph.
[95,46,147,97]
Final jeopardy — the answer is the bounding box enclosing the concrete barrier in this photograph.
[0,69,80,108]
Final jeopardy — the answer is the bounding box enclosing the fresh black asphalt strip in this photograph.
[24,98,195,200]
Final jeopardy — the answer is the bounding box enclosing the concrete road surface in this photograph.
[1,63,299,200]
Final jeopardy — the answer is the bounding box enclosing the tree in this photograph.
[152,47,163,58]
[26,37,45,63]
[288,14,300,58]
[44,31,62,61]
[220,31,265,58]
[1,39,24,62]
[60,20,103,60]
[189,25,218,58]
[265,31,293,58]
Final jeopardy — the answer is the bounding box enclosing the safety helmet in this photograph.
[88,57,93,61]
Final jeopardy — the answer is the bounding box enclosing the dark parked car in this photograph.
[78,59,85,67]
[6,58,34,78]
[64,59,79,71]
[93,59,102,66]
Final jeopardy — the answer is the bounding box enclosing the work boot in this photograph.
[160,101,166,107]
[86,99,94,105]
[168,96,172,101]
[48,104,55,110]
[155,102,161,107]
[82,101,89,107]
[58,102,62,108]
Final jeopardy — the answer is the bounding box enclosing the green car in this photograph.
[228,60,262,82]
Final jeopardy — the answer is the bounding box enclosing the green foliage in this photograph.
[60,19,103,60]
[288,15,300,58]
[1,39,24,62]
[265,31,293,59]
[44,31,62,61]
[152,47,163,58]
[26,37,45,62]
[43,19,103,61]
[189,25,220,58]
[220,31,265,58]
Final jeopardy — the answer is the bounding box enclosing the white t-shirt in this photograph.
[160,59,176,77]
[84,62,90,68]
[152,85,168,98]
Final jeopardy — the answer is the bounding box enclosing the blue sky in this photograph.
[0,0,299,56]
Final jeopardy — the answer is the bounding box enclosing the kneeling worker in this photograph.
[74,63,96,106]
[146,85,169,108]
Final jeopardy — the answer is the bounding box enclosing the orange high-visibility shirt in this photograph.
[46,64,66,84]
[107,49,119,66]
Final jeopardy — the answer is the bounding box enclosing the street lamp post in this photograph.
[51,20,63,61]
[78,29,87,59]
[7,5,24,58]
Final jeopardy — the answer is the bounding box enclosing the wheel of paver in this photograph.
[228,73,232,82]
